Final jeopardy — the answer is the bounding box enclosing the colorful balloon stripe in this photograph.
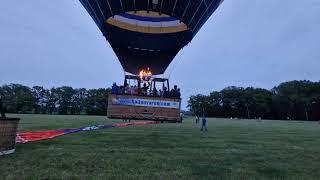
[119,13,177,22]
[16,121,159,144]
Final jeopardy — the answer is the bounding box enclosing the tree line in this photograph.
[1,80,319,120]
[188,80,320,121]
[0,84,110,115]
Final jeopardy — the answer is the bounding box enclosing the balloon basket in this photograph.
[0,118,20,156]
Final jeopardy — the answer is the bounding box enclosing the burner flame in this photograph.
[139,68,152,79]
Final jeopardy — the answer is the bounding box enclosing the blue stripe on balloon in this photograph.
[119,13,177,22]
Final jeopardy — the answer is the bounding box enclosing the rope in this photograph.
[166,52,183,80]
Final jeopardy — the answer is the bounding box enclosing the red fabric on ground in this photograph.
[16,121,160,144]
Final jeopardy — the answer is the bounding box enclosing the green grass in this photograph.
[1,114,320,179]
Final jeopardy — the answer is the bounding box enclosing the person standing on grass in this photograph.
[195,114,199,124]
[201,114,207,131]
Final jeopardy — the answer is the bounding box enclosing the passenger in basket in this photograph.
[147,88,152,96]
[163,87,169,98]
[119,86,125,94]
[133,85,138,95]
[152,87,158,97]
[158,89,163,97]
[177,88,181,99]
[124,79,129,88]
[128,86,133,95]
[111,83,119,94]
[124,85,130,94]
[170,85,179,98]
[141,83,147,96]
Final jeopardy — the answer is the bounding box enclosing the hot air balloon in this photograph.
[79,0,224,122]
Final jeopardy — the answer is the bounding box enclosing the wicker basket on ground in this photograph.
[0,118,20,156]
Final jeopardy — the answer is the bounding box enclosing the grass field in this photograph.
[1,114,320,179]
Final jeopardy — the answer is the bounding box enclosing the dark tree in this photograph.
[0,95,6,118]
[188,80,320,120]
[85,88,111,115]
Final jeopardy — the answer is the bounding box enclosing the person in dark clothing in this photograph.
[141,83,148,96]
[201,114,207,131]
[177,88,181,99]
[163,87,169,98]
[152,87,158,97]
[195,114,200,124]
[124,79,129,88]
[120,86,127,94]
[170,90,174,98]
[124,80,129,94]
[111,83,119,94]
[170,85,179,98]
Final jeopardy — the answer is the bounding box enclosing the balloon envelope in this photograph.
[80,0,224,75]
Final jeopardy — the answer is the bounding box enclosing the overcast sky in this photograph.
[0,0,319,108]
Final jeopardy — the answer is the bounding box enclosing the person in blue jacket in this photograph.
[201,114,207,131]
[111,83,119,94]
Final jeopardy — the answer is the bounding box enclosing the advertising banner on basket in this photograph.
[112,97,180,109]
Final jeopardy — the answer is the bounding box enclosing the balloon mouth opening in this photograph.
[105,10,188,34]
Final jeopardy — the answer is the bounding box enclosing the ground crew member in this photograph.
[201,114,207,131]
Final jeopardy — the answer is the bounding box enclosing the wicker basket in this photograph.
[0,118,20,156]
